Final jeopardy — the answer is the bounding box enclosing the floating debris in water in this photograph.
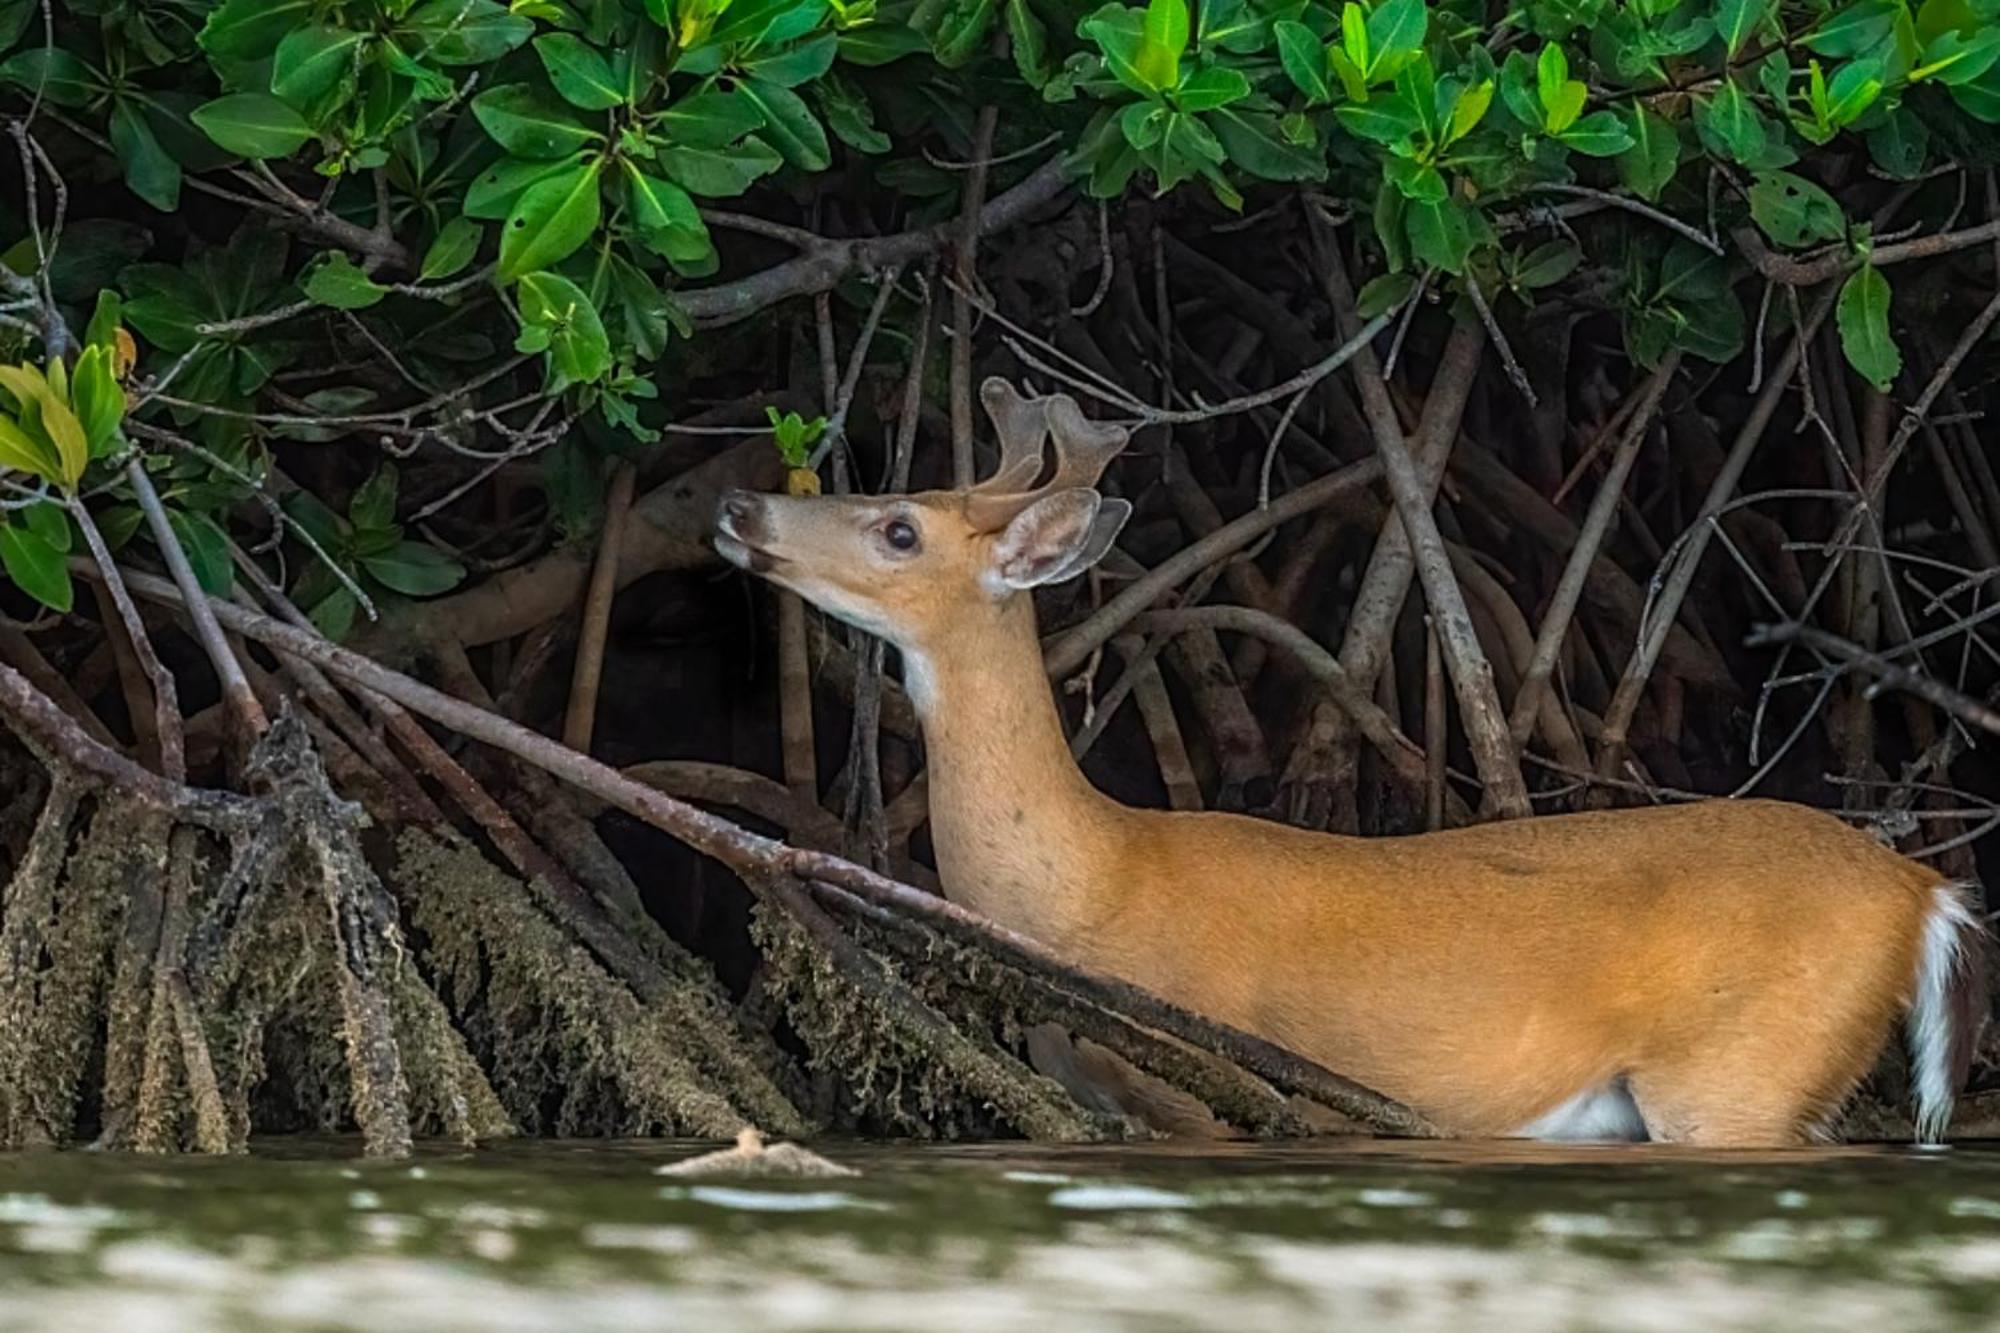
[656,1127,858,1179]
[681,1186,868,1213]
[1356,1188,1436,1208]
[1046,1184,1197,1211]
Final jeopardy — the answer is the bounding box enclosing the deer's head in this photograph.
[714,378,1131,655]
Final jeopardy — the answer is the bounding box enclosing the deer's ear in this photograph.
[988,490,1129,591]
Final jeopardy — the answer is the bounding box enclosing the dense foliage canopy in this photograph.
[0,0,1995,631]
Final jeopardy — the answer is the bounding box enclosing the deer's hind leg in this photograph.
[1626,1027,1889,1147]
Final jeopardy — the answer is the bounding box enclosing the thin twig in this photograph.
[1510,352,1680,748]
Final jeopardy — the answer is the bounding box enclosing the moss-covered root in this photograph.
[399,827,802,1138]
[751,887,1122,1143]
[134,830,236,1155]
[249,711,416,1157]
[389,963,514,1146]
[0,778,84,1147]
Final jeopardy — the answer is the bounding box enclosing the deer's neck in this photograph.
[903,598,1123,947]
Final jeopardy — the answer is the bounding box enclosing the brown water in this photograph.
[4,1137,2000,1330]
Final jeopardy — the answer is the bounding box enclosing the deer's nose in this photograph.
[717,489,767,544]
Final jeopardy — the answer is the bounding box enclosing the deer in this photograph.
[713,377,1989,1147]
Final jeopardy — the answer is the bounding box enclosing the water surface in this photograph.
[5,1137,2000,1330]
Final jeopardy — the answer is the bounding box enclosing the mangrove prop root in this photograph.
[398,828,803,1139]
[0,669,516,1154]
[750,883,1122,1141]
[815,888,1318,1138]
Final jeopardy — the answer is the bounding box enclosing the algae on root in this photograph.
[399,827,804,1138]
[750,899,1119,1142]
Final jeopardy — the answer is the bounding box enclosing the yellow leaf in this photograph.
[38,395,87,488]
[0,417,59,480]
[0,362,49,412]
[114,328,138,379]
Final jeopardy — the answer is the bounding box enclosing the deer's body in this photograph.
[717,378,1987,1146]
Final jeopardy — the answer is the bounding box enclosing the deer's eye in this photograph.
[884,518,920,553]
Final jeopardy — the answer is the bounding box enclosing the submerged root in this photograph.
[752,891,1120,1141]
[399,827,803,1138]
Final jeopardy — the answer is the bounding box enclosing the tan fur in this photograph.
[718,484,1953,1147]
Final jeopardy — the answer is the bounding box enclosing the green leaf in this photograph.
[1136,0,1189,91]
[464,155,584,220]
[1175,67,1250,110]
[1864,104,1929,177]
[0,523,71,612]
[1836,264,1900,391]
[1406,194,1478,273]
[1618,105,1679,201]
[741,32,840,86]
[1714,0,1770,57]
[623,162,704,233]
[1446,79,1493,144]
[837,25,931,64]
[1803,0,1899,57]
[83,291,122,354]
[1328,46,1368,102]
[1748,170,1845,248]
[309,586,358,641]
[1364,0,1427,72]
[1383,155,1446,202]
[0,46,96,108]
[403,0,534,65]
[1911,27,2000,83]
[1341,2,1369,76]
[1334,92,1422,144]
[497,158,604,281]
[1693,80,1767,163]
[516,271,613,386]
[1207,105,1327,182]
[738,78,832,170]
[1515,240,1580,289]
[349,463,398,531]
[1356,270,1415,318]
[815,76,891,154]
[20,499,68,555]
[1826,56,1885,124]
[1007,0,1051,86]
[1274,20,1333,103]
[916,0,997,66]
[199,0,313,61]
[1556,110,1634,156]
[70,346,123,454]
[421,217,483,280]
[110,99,181,211]
[363,541,466,597]
[660,137,783,196]
[304,252,390,309]
[472,84,600,159]
[190,93,314,159]
[534,33,626,110]
[271,25,366,119]
[167,511,234,596]
[658,89,767,147]
[1951,60,2000,121]
[1536,43,1568,115]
